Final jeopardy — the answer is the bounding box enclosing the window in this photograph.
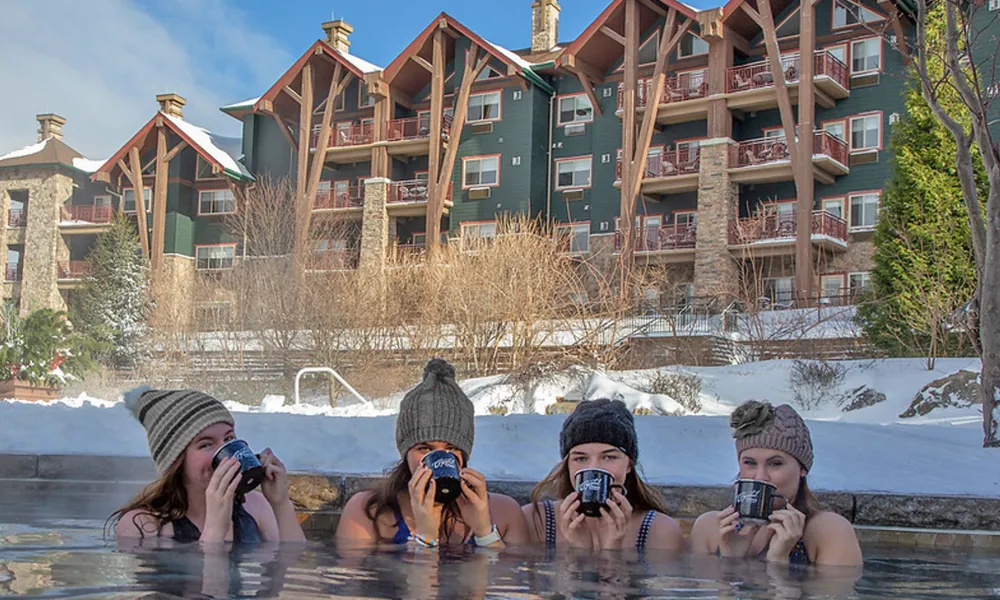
[850,114,881,151]
[825,44,848,66]
[195,245,235,270]
[467,91,501,122]
[556,157,592,189]
[638,31,659,65]
[775,8,801,37]
[93,194,112,207]
[849,272,872,295]
[990,0,1000,10]
[335,91,346,111]
[122,187,151,213]
[821,274,845,299]
[556,223,590,254]
[822,198,845,220]
[764,277,794,303]
[678,33,709,58]
[849,192,880,229]
[461,222,497,242]
[198,189,236,215]
[462,156,500,188]
[823,120,847,142]
[558,95,593,126]
[676,139,701,154]
[675,211,697,226]
[196,155,218,180]
[475,66,503,81]
[851,38,882,73]
[359,81,375,108]
[833,0,884,28]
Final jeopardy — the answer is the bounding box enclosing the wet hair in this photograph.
[527,454,670,532]
[363,450,470,543]
[105,457,188,539]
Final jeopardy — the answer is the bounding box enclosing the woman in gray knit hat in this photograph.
[335,358,529,548]
[690,400,861,566]
[522,398,683,552]
[109,386,305,544]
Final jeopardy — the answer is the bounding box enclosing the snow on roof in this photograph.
[484,40,535,71]
[162,113,253,180]
[338,50,381,74]
[0,139,48,163]
[71,157,105,173]
[221,97,260,111]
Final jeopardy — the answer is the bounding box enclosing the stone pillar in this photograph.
[322,19,353,53]
[359,177,389,270]
[531,0,560,53]
[693,138,739,299]
[151,254,196,332]
[20,171,70,314]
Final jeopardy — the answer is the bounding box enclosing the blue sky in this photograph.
[0,0,719,159]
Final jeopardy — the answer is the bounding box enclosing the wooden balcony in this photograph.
[614,224,698,264]
[314,122,375,164]
[7,209,25,228]
[617,71,711,124]
[615,148,701,195]
[60,205,114,234]
[726,51,850,111]
[57,260,91,288]
[306,248,360,272]
[385,114,452,157]
[728,210,849,256]
[386,180,452,217]
[314,184,364,217]
[729,131,849,185]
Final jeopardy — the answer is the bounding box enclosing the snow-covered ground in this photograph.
[0,358,994,496]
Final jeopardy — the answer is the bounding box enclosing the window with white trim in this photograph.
[463,156,500,188]
[461,222,497,241]
[122,187,151,213]
[675,211,697,226]
[359,81,375,108]
[678,33,709,58]
[475,66,503,81]
[849,192,880,229]
[198,189,236,215]
[849,271,872,295]
[93,194,112,207]
[468,91,501,122]
[824,120,847,142]
[820,274,845,299]
[834,0,884,27]
[196,155,218,180]
[638,31,659,65]
[556,158,592,189]
[195,245,235,270]
[822,198,845,220]
[764,277,794,303]
[850,114,880,151]
[851,38,881,73]
[825,45,847,66]
[556,223,590,254]
[558,95,593,125]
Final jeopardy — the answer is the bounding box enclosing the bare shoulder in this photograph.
[805,511,863,566]
[335,490,380,543]
[115,509,168,539]
[688,511,722,553]
[342,490,376,516]
[805,510,855,535]
[487,492,520,513]
[644,512,684,551]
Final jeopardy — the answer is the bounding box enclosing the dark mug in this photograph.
[574,468,626,517]
[211,439,266,495]
[422,449,462,505]
[733,479,788,524]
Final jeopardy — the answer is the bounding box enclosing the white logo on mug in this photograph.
[578,479,605,493]
[430,457,456,470]
[735,489,761,504]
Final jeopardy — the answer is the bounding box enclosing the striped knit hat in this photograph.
[124,386,234,474]
[730,400,814,472]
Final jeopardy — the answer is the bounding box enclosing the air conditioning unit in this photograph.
[850,150,879,166]
[470,122,494,134]
[565,123,586,136]
[990,0,999,11]
[468,187,492,199]
[850,72,880,88]
[562,189,585,201]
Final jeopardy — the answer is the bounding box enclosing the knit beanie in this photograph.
[395,358,475,459]
[730,400,813,472]
[124,385,235,474]
[559,399,639,462]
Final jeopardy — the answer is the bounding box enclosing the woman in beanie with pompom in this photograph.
[335,358,529,548]
[109,387,305,544]
[522,399,683,552]
[690,400,861,566]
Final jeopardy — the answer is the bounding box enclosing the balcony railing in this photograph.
[726,50,849,94]
[387,114,453,142]
[813,130,849,167]
[58,260,91,279]
[389,243,427,261]
[614,224,698,252]
[315,185,364,209]
[5,263,21,282]
[616,148,701,181]
[313,122,375,149]
[63,205,113,224]
[731,135,791,167]
[7,209,25,228]
[617,71,710,110]
[387,180,452,204]
[307,248,360,271]
[729,210,848,244]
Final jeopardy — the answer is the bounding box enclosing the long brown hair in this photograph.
[794,475,823,518]
[528,456,669,531]
[363,453,470,543]
[106,458,187,539]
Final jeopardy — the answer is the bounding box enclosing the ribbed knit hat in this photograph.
[395,358,475,459]
[124,386,235,474]
[559,399,638,462]
[730,400,813,472]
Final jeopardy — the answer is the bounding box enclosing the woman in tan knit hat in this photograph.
[109,386,305,544]
[335,358,529,548]
[690,400,861,566]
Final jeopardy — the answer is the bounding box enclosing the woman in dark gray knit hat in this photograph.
[109,386,304,544]
[335,358,529,548]
[522,398,683,552]
[690,400,861,566]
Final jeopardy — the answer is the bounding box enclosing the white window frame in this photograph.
[849,271,872,295]
[823,119,847,142]
[467,91,502,123]
[833,0,885,29]
[850,37,882,74]
[822,197,846,220]
[557,94,594,126]
[93,194,112,207]
[825,44,848,67]
[849,192,880,231]
[461,221,497,241]
[764,277,795,303]
[195,244,236,271]
[462,155,501,189]
[122,187,151,214]
[820,274,846,299]
[555,157,592,190]
[195,155,219,180]
[678,32,709,58]
[556,223,590,254]
[850,113,881,152]
[197,189,237,216]
[990,0,1000,11]
[674,210,697,226]
[358,81,375,108]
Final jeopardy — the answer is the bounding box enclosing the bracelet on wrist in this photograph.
[473,523,502,547]
[408,533,439,548]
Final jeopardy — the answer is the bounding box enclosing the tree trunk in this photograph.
[981,210,1000,446]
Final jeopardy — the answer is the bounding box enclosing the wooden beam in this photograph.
[426,29,446,250]
[620,0,640,266]
[637,0,667,17]
[880,0,910,63]
[411,55,434,73]
[571,67,604,117]
[601,25,626,46]
[302,62,343,244]
[757,0,798,159]
[283,85,302,105]
[740,3,764,27]
[163,140,188,164]
[294,63,313,257]
[562,54,605,85]
[258,98,274,113]
[796,0,817,300]
[151,124,168,274]
[127,146,150,259]
[270,113,296,149]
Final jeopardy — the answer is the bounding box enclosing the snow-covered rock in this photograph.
[900,369,981,418]
[837,385,887,412]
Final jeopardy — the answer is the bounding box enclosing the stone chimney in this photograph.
[322,19,353,53]
[36,113,66,142]
[156,93,186,119]
[531,0,560,53]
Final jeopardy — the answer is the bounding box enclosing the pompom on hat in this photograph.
[395,358,475,459]
[730,400,813,472]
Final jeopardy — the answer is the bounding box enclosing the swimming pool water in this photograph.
[1,518,999,599]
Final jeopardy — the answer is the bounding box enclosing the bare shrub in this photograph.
[788,359,846,410]
[640,370,703,413]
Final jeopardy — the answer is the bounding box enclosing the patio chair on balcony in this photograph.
[734,72,753,90]
[752,72,774,86]
[777,219,795,237]
[681,225,697,246]
[784,65,798,81]
[678,153,699,174]
[660,160,677,177]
